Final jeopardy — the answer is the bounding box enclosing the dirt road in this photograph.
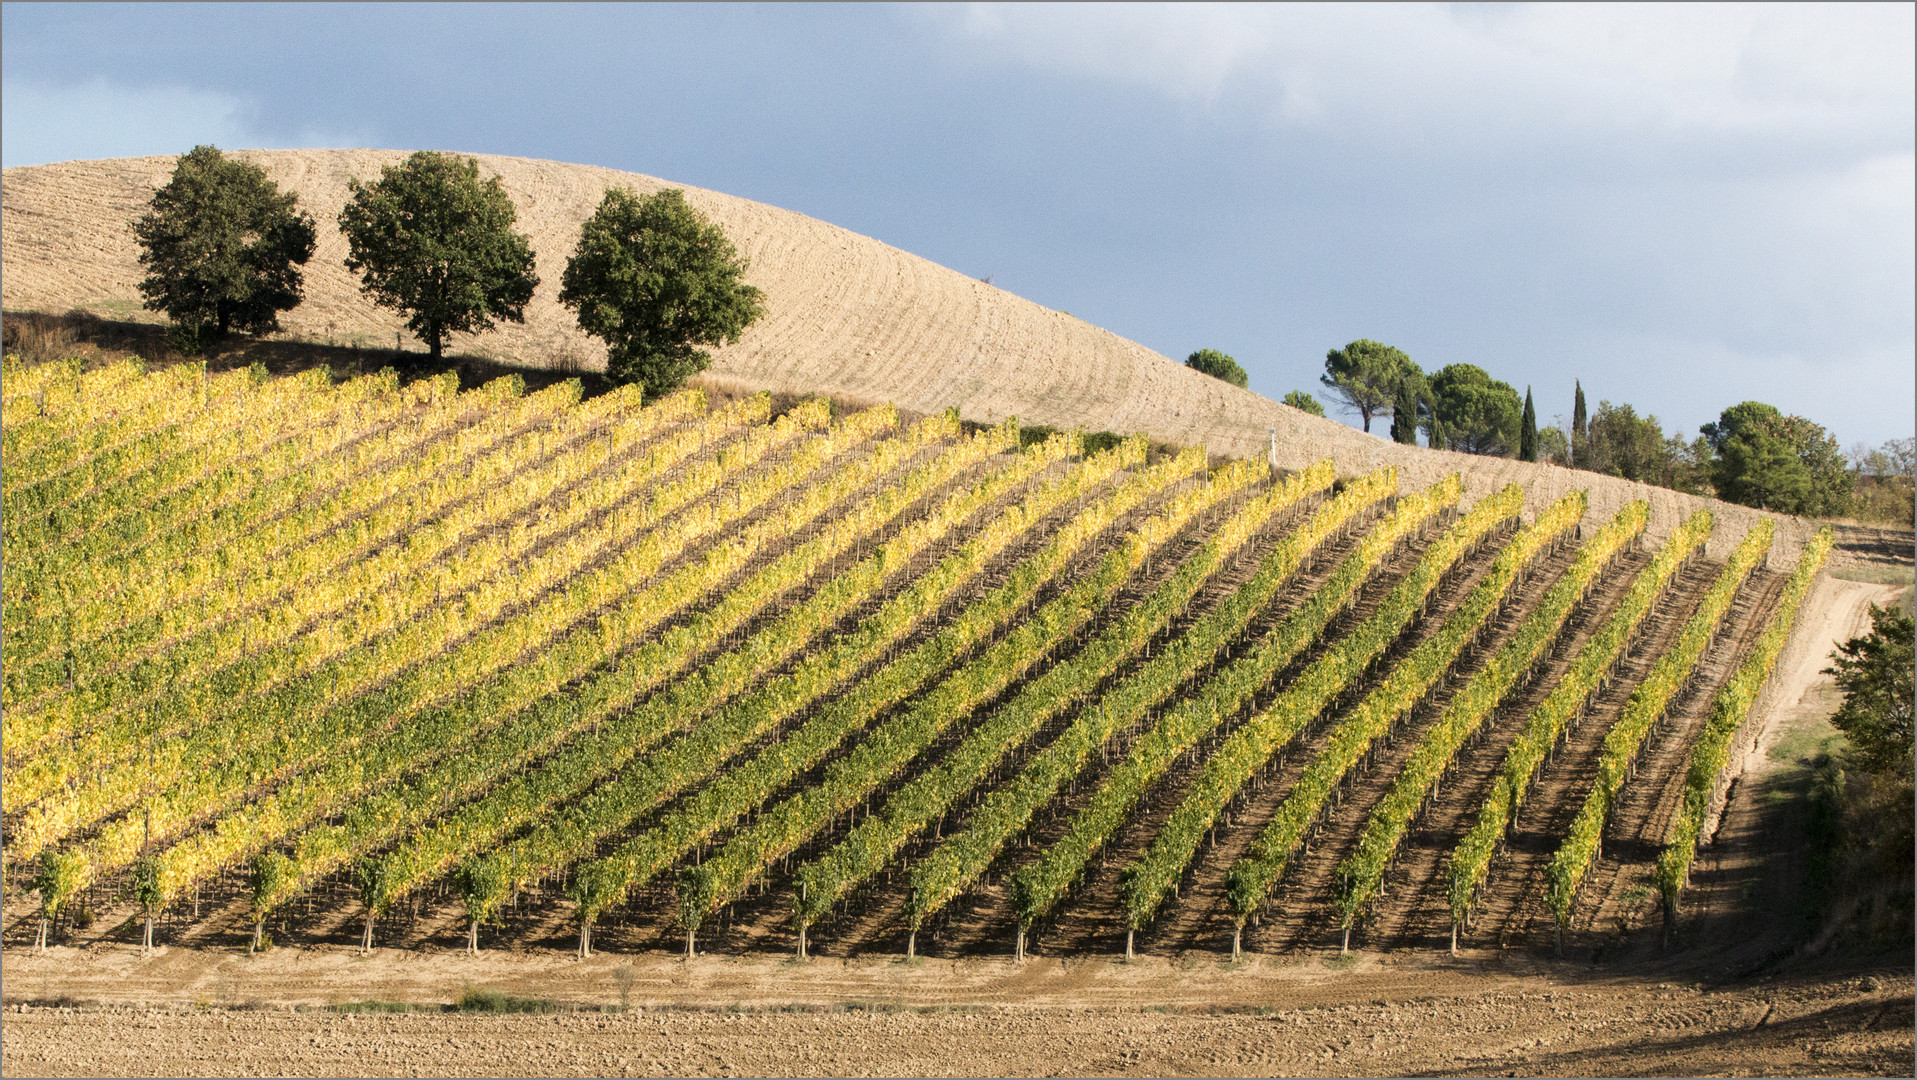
[3,947,1910,1077]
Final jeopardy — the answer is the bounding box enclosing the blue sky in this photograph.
[4,2,1912,448]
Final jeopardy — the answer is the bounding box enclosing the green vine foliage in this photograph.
[1655,527,1832,902]
[1221,488,1582,928]
[1541,519,1780,924]
[1445,509,1713,927]
[906,467,1414,932]
[1335,501,1651,929]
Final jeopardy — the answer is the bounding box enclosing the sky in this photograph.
[4,2,1912,449]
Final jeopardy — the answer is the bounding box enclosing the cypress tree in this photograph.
[1520,387,1539,462]
[1389,379,1421,445]
[1572,380,1588,465]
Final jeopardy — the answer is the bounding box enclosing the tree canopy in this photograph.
[1427,363,1521,456]
[1575,401,1709,493]
[1826,603,1915,781]
[1321,339,1417,433]
[1282,389,1324,417]
[338,152,539,361]
[132,145,316,348]
[560,188,765,393]
[1703,401,1852,516]
[1186,349,1249,389]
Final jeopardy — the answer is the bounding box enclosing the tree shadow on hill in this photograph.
[2,308,615,399]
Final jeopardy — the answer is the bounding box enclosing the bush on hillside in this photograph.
[1186,349,1249,389]
[338,152,539,362]
[133,145,317,348]
[561,188,764,395]
[1282,390,1324,417]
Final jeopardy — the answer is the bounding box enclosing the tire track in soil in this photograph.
[1445,555,1721,954]
[1358,544,1660,955]
[1240,536,1584,958]
[1028,516,1522,960]
[896,502,1435,961]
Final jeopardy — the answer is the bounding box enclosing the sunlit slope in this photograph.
[2,149,1806,556]
[0,364,1833,960]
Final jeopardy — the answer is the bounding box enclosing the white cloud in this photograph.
[0,79,370,169]
[929,3,1915,151]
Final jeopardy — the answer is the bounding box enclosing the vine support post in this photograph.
[906,928,916,960]
[684,926,696,961]
[1341,924,1350,956]
[1450,921,1458,957]
[251,919,263,955]
[145,911,155,955]
[362,909,374,954]
[1124,929,1135,961]
[1014,926,1026,963]
[469,918,480,956]
[1231,926,1242,963]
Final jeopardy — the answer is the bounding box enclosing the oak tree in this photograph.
[338,152,538,362]
[560,188,764,394]
[133,145,317,351]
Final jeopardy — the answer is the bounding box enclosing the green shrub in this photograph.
[456,985,556,1014]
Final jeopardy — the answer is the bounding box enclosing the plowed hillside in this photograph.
[1,149,1809,557]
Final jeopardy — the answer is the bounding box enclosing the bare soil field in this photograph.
[1,151,1817,560]
[3,948,1911,1078]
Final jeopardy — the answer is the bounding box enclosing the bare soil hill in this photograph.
[2,150,1815,559]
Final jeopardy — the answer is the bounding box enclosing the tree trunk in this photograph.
[1450,921,1459,956]
[145,913,155,955]
[1341,924,1351,955]
[578,919,592,960]
[428,324,444,362]
[251,920,263,955]
[1015,927,1025,963]
[1231,926,1242,962]
[362,909,375,954]
[684,927,696,960]
[797,922,808,960]
[1124,929,1135,961]
[470,918,480,956]
[906,929,916,960]
[37,916,47,953]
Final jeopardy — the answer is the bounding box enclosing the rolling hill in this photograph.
[0,150,1867,967]
[1,149,1813,558]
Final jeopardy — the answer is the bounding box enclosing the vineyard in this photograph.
[2,358,1833,963]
